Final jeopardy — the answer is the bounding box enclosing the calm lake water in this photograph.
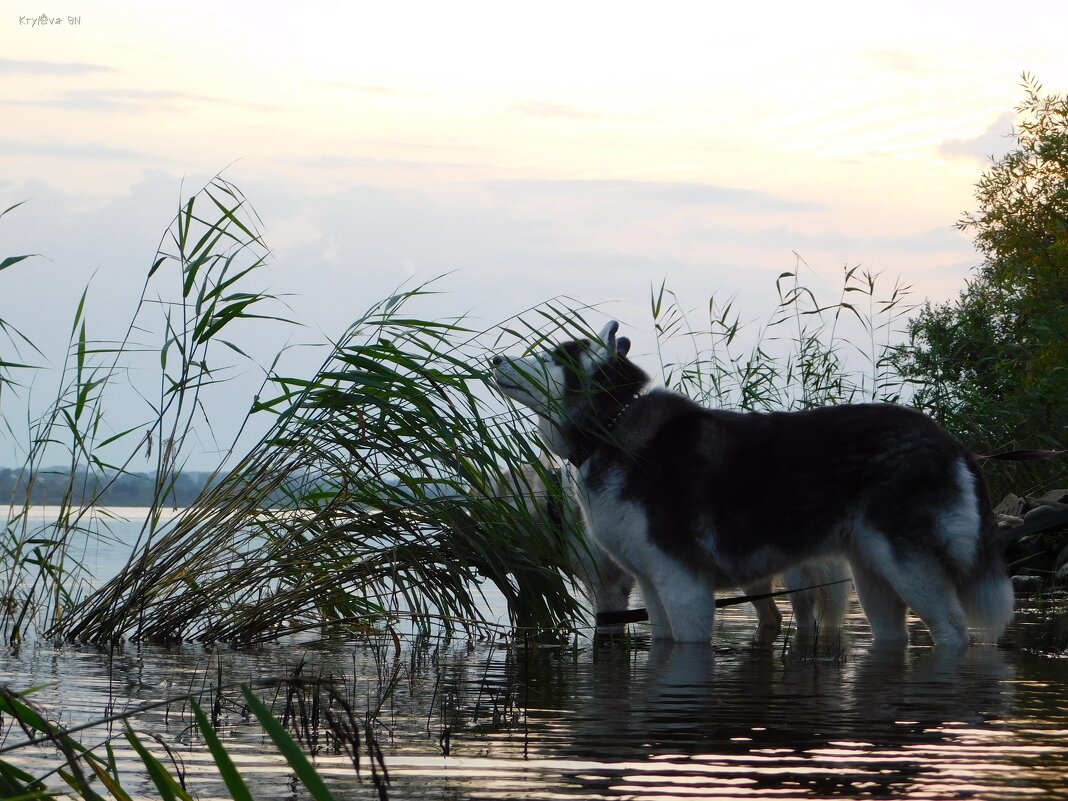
[3,510,1068,800]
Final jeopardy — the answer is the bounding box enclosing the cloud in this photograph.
[0,57,113,75]
[0,138,162,161]
[940,111,1016,163]
[319,81,413,97]
[8,87,277,113]
[485,179,820,213]
[509,101,602,120]
[865,49,927,75]
[750,222,969,254]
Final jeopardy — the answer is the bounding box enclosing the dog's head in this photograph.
[492,321,647,462]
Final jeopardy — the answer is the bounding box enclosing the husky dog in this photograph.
[492,321,1013,648]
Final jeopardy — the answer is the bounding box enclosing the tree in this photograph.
[896,74,1068,475]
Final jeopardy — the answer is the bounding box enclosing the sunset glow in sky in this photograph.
[2,1,1067,465]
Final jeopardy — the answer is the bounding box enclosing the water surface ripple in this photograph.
[4,603,1067,800]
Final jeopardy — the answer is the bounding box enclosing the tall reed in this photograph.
[1,178,294,644]
[650,257,914,412]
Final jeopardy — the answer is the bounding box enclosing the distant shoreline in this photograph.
[1,505,185,521]
[0,468,216,509]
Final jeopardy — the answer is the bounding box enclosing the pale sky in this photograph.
[2,0,1067,469]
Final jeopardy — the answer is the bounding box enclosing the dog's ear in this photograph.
[597,320,620,355]
[616,336,631,357]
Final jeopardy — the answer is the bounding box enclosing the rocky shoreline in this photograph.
[996,488,1068,588]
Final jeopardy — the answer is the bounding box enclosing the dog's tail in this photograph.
[952,458,1015,641]
[960,539,1014,642]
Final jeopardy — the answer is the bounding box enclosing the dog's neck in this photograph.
[533,352,650,467]
[564,391,642,468]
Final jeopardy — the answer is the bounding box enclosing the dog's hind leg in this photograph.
[854,546,970,650]
[850,559,908,646]
[743,580,783,631]
[880,555,969,650]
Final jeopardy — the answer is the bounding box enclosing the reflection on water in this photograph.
[3,603,1068,800]
[2,511,1067,799]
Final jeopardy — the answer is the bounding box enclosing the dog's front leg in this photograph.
[636,577,673,639]
[649,561,716,643]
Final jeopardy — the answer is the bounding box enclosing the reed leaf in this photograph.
[123,726,192,801]
[242,686,338,801]
[2,175,295,642]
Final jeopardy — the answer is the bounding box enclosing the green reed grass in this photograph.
[0,177,593,646]
[50,287,592,642]
[650,255,915,412]
[1,178,295,644]
[0,677,386,801]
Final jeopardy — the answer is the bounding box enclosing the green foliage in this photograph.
[0,681,376,801]
[894,74,1068,491]
[51,287,586,643]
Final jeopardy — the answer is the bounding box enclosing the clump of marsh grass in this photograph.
[51,290,590,643]
[0,177,589,646]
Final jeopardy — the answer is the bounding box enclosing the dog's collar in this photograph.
[603,392,640,432]
[567,392,641,468]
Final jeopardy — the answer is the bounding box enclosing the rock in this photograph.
[1056,544,1068,581]
[997,513,1025,530]
[994,490,1068,578]
[1024,503,1067,520]
[1004,528,1068,577]
[1012,574,1045,592]
[995,488,1068,518]
[995,493,1026,517]
[1037,489,1068,506]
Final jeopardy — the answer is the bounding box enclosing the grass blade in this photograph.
[242,685,338,801]
[123,726,193,801]
[191,700,253,801]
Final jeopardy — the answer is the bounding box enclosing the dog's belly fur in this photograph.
[579,466,839,589]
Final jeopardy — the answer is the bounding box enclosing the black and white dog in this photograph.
[492,321,1013,648]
